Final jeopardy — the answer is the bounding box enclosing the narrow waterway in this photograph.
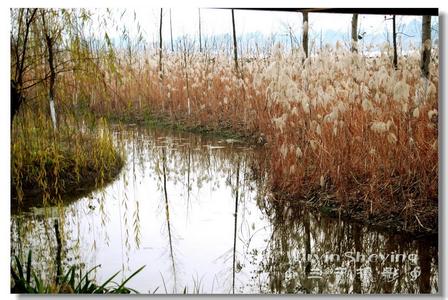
[11,125,438,294]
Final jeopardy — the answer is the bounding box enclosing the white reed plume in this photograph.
[393,81,410,102]
[272,114,288,133]
[280,143,288,159]
[387,133,398,144]
[295,147,303,159]
[412,107,420,118]
[428,109,438,121]
[370,121,392,133]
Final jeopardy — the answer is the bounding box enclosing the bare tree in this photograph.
[392,15,398,69]
[158,8,163,76]
[421,15,431,78]
[302,12,309,59]
[41,10,59,130]
[231,9,238,72]
[351,14,358,52]
[10,8,38,125]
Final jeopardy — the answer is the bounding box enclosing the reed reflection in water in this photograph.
[11,125,438,294]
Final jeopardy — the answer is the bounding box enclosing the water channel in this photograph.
[11,125,438,294]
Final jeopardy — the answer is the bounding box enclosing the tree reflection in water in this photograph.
[11,125,438,294]
[249,198,438,294]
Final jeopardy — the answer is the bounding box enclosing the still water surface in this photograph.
[11,126,438,294]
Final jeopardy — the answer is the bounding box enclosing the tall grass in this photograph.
[59,40,437,232]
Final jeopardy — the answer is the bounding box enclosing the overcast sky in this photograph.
[120,9,424,43]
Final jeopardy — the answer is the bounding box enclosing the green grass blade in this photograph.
[126,287,140,294]
[69,267,76,289]
[75,265,100,292]
[93,270,120,293]
[14,255,24,280]
[11,266,20,282]
[113,265,145,293]
[61,266,75,287]
[81,275,92,293]
[33,272,42,293]
[26,250,32,285]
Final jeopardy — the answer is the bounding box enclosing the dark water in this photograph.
[11,125,438,294]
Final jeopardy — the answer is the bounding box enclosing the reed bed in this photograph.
[61,41,437,232]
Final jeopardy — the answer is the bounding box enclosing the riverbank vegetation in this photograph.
[11,109,123,211]
[11,9,125,211]
[11,8,438,233]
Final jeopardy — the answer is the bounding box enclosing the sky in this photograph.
[94,8,437,53]
[125,9,424,43]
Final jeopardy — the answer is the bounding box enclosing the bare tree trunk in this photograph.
[158,8,163,77]
[198,8,202,53]
[11,8,38,125]
[392,15,398,69]
[231,9,238,73]
[302,12,309,59]
[351,14,358,52]
[11,81,21,124]
[421,15,431,78]
[42,11,57,130]
[169,9,174,52]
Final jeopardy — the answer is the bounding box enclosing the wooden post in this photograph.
[302,12,309,58]
[351,14,358,52]
[421,15,431,78]
[392,15,398,69]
